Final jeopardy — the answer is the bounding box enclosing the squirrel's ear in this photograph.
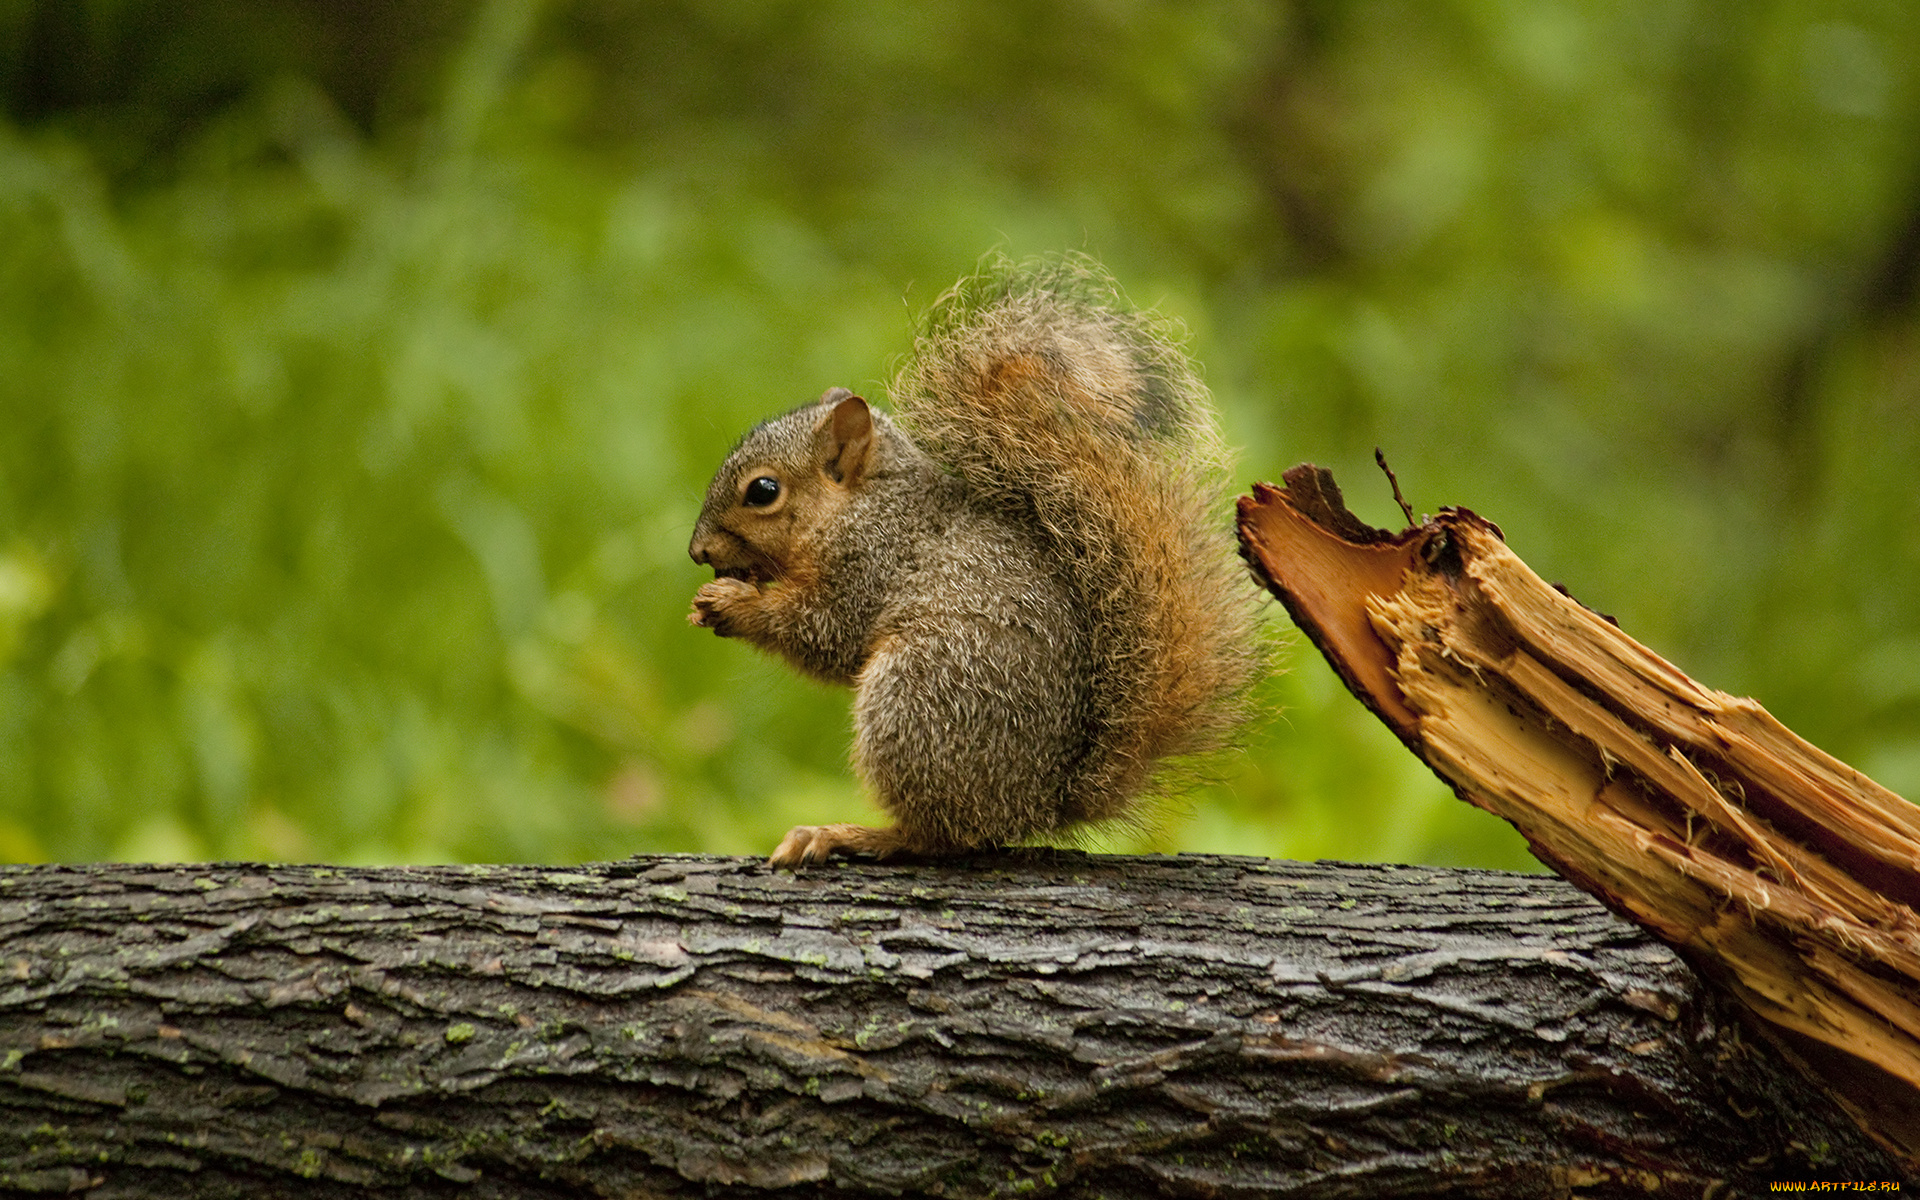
[822,392,874,487]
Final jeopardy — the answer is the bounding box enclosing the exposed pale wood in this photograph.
[1238,475,1920,1169]
[1238,467,1424,738]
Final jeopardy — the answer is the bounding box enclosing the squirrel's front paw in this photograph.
[689,577,757,635]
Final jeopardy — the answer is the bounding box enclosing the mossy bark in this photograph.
[0,853,1902,1197]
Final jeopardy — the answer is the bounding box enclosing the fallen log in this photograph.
[1238,464,1920,1170]
[0,854,1901,1196]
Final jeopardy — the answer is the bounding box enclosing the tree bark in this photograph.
[1237,466,1920,1171]
[0,854,1904,1197]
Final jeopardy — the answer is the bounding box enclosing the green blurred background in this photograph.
[1,0,1916,868]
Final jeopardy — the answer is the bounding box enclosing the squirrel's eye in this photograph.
[743,476,781,507]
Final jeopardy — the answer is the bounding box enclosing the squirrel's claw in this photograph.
[769,825,836,869]
[768,822,911,869]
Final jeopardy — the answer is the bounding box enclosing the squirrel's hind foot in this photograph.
[767,823,916,869]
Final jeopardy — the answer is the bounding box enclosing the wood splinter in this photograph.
[1237,464,1920,1170]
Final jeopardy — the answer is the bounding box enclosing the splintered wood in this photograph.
[1238,466,1920,1168]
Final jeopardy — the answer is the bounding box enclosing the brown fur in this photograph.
[689,255,1263,867]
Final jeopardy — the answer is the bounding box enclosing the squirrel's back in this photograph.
[892,255,1261,825]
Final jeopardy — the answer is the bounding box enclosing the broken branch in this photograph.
[1238,467,1920,1168]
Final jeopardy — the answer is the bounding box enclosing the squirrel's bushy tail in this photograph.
[892,254,1262,823]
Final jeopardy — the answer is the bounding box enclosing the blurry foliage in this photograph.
[0,0,1916,867]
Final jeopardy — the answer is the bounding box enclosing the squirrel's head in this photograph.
[689,388,883,586]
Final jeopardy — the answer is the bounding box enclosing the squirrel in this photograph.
[688,255,1263,868]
